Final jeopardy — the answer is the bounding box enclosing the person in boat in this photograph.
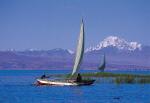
[41,74,46,79]
[76,73,82,82]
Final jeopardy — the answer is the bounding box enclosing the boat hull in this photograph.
[36,79,95,86]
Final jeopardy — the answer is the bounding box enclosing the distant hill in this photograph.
[0,36,150,70]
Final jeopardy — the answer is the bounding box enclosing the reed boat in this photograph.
[36,19,95,86]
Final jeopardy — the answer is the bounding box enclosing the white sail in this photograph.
[98,54,106,72]
[71,20,84,76]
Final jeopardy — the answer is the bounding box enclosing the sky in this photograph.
[0,0,150,50]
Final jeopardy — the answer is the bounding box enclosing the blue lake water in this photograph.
[0,70,150,103]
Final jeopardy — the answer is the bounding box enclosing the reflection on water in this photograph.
[0,70,150,103]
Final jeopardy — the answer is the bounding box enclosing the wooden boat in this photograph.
[36,79,95,86]
[36,19,95,86]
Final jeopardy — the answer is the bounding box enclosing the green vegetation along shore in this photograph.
[81,72,150,84]
[49,72,150,84]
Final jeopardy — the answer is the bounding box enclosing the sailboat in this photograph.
[36,19,95,86]
[98,54,106,72]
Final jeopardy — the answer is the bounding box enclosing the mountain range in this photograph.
[0,36,149,70]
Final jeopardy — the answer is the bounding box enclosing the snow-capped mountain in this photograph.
[86,36,142,52]
[0,36,149,70]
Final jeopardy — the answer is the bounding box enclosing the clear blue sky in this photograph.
[0,0,150,50]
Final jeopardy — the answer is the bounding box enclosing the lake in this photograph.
[0,70,150,103]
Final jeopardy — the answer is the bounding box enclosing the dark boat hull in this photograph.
[77,80,95,86]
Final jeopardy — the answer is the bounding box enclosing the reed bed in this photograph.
[48,72,150,84]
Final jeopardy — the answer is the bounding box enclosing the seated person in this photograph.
[41,74,46,79]
[76,73,82,82]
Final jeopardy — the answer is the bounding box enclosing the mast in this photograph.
[71,19,84,76]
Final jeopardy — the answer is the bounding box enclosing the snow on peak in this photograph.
[86,36,142,52]
[67,49,74,54]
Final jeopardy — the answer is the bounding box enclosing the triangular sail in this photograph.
[71,20,84,76]
[98,54,106,72]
